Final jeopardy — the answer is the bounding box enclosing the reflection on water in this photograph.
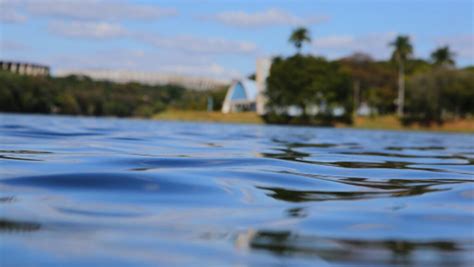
[245,230,469,267]
[0,219,41,232]
[257,185,445,202]
[0,114,473,266]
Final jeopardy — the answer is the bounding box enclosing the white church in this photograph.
[221,58,271,115]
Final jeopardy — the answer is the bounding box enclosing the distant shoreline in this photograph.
[153,111,474,133]
[2,111,472,133]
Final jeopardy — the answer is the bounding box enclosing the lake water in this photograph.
[1,114,473,267]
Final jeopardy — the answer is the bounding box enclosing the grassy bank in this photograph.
[153,110,263,124]
[348,115,474,133]
[153,110,474,133]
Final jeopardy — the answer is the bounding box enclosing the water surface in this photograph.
[1,114,473,266]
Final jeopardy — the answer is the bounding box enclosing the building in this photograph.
[221,79,258,113]
[55,69,228,91]
[222,57,272,114]
[0,60,50,76]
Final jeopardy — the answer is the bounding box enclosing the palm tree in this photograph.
[289,27,311,54]
[389,35,413,116]
[431,46,455,68]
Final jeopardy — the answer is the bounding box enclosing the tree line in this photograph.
[1,27,472,126]
[265,27,474,125]
[0,71,227,117]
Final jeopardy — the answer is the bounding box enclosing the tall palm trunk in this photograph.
[353,80,360,117]
[396,62,405,116]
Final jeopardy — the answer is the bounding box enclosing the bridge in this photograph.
[0,61,50,76]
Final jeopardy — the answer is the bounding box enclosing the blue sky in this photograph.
[1,0,473,79]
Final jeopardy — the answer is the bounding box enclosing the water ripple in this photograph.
[1,114,473,267]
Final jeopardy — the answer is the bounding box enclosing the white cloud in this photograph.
[139,34,257,54]
[313,32,399,59]
[312,35,354,48]
[0,0,27,23]
[0,40,29,60]
[0,10,27,23]
[0,40,28,51]
[202,8,329,27]
[2,0,177,22]
[45,20,257,55]
[48,21,128,39]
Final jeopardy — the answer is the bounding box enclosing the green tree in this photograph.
[405,68,474,124]
[431,46,455,68]
[0,71,193,117]
[389,35,413,116]
[289,27,311,54]
[339,54,398,114]
[56,92,81,114]
[266,55,352,125]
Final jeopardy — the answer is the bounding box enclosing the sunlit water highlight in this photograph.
[1,114,473,266]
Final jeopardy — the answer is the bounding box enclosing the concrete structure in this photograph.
[0,61,50,76]
[55,69,228,91]
[255,57,272,115]
[221,79,258,113]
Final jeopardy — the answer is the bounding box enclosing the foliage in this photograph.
[170,86,227,111]
[265,55,353,125]
[0,71,226,117]
[288,27,311,53]
[389,35,414,116]
[405,58,433,75]
[404,68,474,125]
[339,54,398,114]
[265,29,471,126]
[247,73,256,80]
[431,46,456,68]
[389,35,413,64]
